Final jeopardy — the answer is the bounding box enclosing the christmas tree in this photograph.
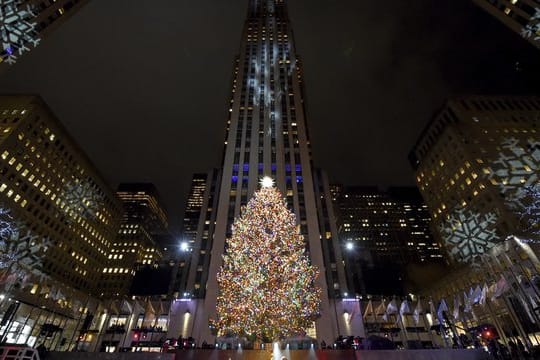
[213,177,321,341]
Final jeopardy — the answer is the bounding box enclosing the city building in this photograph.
[0,94,122,348]
[174,170,220,299]
[472,0,540,49]
[0,0,90,67]
[409,95,540,264]
[333,186,444,296]
[102,183,170,297]
[171,0,355,344]
[417,236,540,352]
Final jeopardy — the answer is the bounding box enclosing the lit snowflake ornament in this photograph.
[62,178,104,220]
[439,208,498,263]
[0,0,41,65]
[512,184,540,238]
[489,137,540,208]
[520,8,540,43]
[0,219,50,289]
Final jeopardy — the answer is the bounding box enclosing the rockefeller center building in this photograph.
[409,95,540,264]
[171,0,356,344]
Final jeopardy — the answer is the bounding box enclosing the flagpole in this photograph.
[436,299,450,348]
[480,255,510,348]
[493,248,540,346]
[397,313,408,349]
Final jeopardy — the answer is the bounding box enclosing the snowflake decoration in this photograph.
[439,208,498,263]
[0,214,50,289]
[62,178,104,220]
[489,137,540,208]
[512,185,540,238]
[0,0,41,65]
[520,8,540,43]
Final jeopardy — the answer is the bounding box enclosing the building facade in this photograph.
[472,0,540,49]
[172,0,354,344]
[0,94,122,349]
[409,95,540,264]
[0,0,90,67]
[101,183,169,298]
[333,186,444,296]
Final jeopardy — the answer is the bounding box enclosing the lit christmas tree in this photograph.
[213,177,321,342]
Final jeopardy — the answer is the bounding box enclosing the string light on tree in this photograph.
[212,181,321,341]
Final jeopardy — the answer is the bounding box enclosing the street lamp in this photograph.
[345,242,354,251]
[180,241,190,252]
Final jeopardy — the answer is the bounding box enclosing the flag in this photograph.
[400,300,411,316]
[413,298,423,324]
[363,300,374,321]
[55,289,66,301]
[488,282,497,300]
[375,300,386,315]
[472,285,482,304]
[463,291,472,313]
[479,284,488,305]
[437,298,448,324]
[492,275,510,299]
[145,299,156,320]
[121,299,133,314]
[452,295,460,321]
[386,299,398,315]
[109,300,119,315]
[429,298,436,315]
[376,299,388,321]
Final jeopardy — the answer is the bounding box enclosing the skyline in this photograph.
[1,0,540,230]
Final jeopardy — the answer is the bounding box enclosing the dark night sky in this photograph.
[1,0,539,231]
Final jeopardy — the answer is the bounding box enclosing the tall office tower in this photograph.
[471,0,540,49]
[409,95,540,264]
[334,186,443,295]
[172,0,352,343]
[0,0,90,66]
[0,95,122,292]
[102,183,169,297]
[182,174,211,248]
[173,170,220,298]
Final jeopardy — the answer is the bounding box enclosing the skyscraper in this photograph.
[174,170,220,299]
[172,0,353,343]
[471,0,540,49]
[101,183,169,297]
[0,95,121,349]
[409,95,540,263]
[0,95,122,293]
[0,0,90,67]
[333,186,444,295]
